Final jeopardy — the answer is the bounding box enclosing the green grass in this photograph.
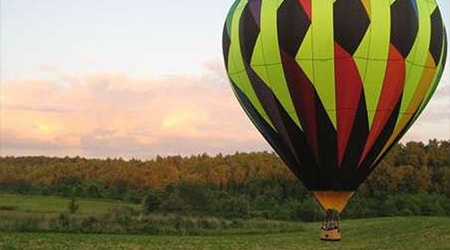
[0,217,449,250]
[0,193,140,214]
[0,194,448,249]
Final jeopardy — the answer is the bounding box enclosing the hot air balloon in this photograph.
[222,0,447,241]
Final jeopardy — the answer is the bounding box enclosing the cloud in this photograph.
[38,64,60,72]
[401,67,450,142]
[1,61,449,158]
[0,65,270,158]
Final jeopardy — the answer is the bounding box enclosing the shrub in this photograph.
[253,195,278,211]
[124,190,142,203]
[57,213,70,228]
[0,206,17,211]
[49,213,74,231]
[81,216,101,233]
[220,196,250,218]
[86,183,101,198]
[161,192,186,212]
[275,199,302,220]
[16,217,41,232]
[142,193,161,214]
[108,205,134,225]
[199,217,220,230]
[297,198,320,222]
[343,196,374,218]
[178,182,211,212]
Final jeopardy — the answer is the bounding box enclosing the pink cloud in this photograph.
[0,68,270,158]
[1,62,448,158]
[38,64,59,72]
[402,68,450,142]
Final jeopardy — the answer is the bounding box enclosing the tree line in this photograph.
[0,139,449,220]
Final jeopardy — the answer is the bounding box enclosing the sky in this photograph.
[1,0,449,158]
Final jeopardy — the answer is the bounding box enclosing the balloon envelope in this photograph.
[223,0,447,211]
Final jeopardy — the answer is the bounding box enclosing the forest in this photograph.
[0,139,449,221]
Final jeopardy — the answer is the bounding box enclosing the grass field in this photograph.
[0,193,140,214]
[0,193,449,249]
[1,217,449,250]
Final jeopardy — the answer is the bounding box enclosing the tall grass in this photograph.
[0,206,304,235]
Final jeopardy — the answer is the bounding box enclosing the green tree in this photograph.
[220,196,250,218]
[178,182,210,212]
[86,182,102,198]
[68,197,79,214]
[298,198,320,222]
[161,192,186,212]
[142,193,161,214]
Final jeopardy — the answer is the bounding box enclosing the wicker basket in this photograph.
[320,228,341,241]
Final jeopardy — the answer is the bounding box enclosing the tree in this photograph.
[142,193,161,214]
[68,197,79,214]
[86,182,102,198]
[161,192,186,212]
[178,182,210,212]
[220,196,250,218]
[298,198,320,222]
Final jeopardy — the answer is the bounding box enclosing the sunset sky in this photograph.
[1,0,449,158]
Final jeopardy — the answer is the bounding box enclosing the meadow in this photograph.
[0,193,304,235]
[1,217,449,250]
[0,193,449,249]
[0,193,140,214]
